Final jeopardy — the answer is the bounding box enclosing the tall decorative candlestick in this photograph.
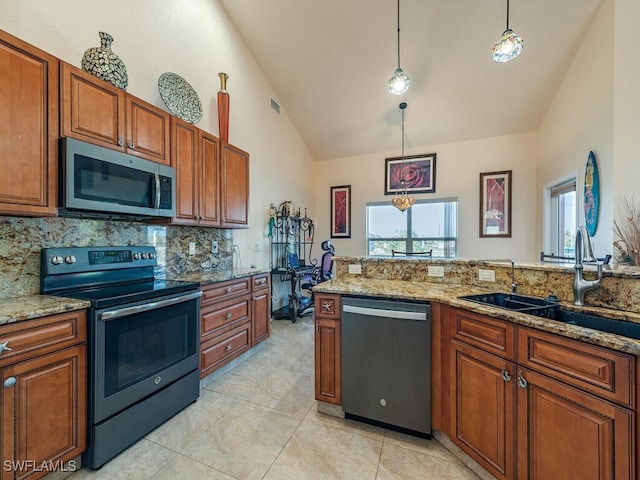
[217,72,229,142]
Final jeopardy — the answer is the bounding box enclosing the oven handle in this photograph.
[99,291,203,321]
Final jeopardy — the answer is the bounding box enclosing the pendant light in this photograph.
[387,0,410,95]
[491,0,524,63]
[391,102,415,211]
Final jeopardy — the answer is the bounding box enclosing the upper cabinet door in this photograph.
[125,95,170,165]
[171,117,199,225]
[60,62,125,150]
[199,131,221,226]
[0,29,58,216]
[220,142,249,228]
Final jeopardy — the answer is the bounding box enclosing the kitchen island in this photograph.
[313,256,640,480]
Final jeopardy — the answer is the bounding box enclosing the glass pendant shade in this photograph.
[391,189,416,211]
[387,68,410,95]
[491,28,524,63]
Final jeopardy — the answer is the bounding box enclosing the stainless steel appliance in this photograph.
[341,296,431,436]
[41,246,201,469]
[60,137,175,218]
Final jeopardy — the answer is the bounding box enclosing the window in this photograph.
[366,199,458,257]
[550,180,576,257]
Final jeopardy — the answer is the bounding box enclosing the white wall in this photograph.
[314,132,538,261]
[536,0,614,258]
[613,0,640,202]
[0,0,315,270]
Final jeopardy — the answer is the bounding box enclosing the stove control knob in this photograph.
[51,256,64,265]
[149,252,155,259]
[141,252,148,259]
[64,255,76,264]
[133,253,140,260]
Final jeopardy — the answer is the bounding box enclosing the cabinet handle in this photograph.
[225,287,232,294]
[225,344,232,352]
[225,312,232,320]
[501,369,511,382]
[4,377,16,388]
[118,137,124,146]
[128,141,135,149]
[517,373,528,389]
[0,340,12,354]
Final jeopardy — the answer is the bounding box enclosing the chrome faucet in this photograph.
[510,259,519,293]
[573,226,603,306]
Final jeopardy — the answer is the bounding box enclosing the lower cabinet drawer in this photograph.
[201,296,250,339]
[200,321,251,378]
[517,326,635,408]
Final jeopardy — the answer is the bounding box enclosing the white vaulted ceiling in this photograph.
[219,0,603,161]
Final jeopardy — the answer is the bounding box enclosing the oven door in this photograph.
[92,290,201,423]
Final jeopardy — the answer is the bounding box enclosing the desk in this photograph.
[270,266,318,322]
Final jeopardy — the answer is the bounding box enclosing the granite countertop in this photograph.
[314,278,640,355]
[1,268,270,326]
[0,295,91,326]
[173,267,270,286]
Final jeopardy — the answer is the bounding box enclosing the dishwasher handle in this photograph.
[343,304,428,321]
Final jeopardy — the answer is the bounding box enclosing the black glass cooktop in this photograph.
[60,279,200,309]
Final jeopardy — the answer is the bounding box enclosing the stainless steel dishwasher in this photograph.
[341,296,431,437]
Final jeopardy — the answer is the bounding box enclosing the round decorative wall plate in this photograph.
[584,150,600,236]
[158,72,203,124]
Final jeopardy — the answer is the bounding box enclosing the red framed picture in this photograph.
[330,185,351,238]
[480,170,512,237]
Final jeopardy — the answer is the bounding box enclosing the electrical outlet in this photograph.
[188,242,196,255]
[254,243,262,252]
[348,264,362,274]
[428,266,445,277]
[478,269,496,282]
[211,241,219,254]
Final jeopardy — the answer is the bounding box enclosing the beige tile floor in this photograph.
[67,316,481,480]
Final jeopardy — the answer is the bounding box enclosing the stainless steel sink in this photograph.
[458,292,559,316]
[551,309,640,340]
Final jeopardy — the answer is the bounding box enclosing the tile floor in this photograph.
[67,316,481,480]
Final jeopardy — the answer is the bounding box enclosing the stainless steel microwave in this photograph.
[60,138,175,218]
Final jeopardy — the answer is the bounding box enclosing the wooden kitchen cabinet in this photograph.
[251,274,271,345]
[170,118,221,226]
[220,142,249,228]
[199,274,270,378]
[314,293,341,404]
[61,62,170,165]
[0,29,58,217]
[450,339,516,480]
[0,310,87,480]
[516,367,634,480]
[448,307,636,480]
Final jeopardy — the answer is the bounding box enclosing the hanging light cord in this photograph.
[506,0,510,30]
[396,0,401,69]
[400,101,407,189]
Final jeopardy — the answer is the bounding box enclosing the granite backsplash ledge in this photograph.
[333,256,640,314]
[0,216,233,299]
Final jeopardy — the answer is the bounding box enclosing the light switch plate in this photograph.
[348,264,362,274]
[478,269,496,282]
[211,241,219,254]
[189,242,196,255]
[428,266,445,277]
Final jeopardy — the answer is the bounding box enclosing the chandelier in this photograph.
[391,102,415,211]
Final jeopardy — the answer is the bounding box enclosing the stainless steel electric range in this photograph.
[41,246,202,469]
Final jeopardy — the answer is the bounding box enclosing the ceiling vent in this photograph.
[270,97,281,116]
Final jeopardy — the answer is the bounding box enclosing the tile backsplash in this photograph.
[0,217,232,298]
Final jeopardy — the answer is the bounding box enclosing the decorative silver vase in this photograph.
[82,32,128,90]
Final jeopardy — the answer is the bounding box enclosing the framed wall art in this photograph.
[384,153,436,195]
[479,170,512,238]
[330,185,351,238]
